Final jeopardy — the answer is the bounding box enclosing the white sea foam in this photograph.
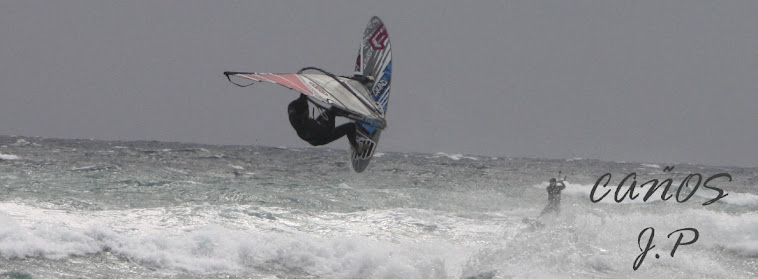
[2,192,756,278]
[0,203,476,277]
[432,152,478,161]
[10,139,37,147]
[334,183,352,189]
[0,153,20,160]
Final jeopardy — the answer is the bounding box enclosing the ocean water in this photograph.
[0,135,756,278]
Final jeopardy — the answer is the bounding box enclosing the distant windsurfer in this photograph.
[539,178,566,217]
[288,94,358,148]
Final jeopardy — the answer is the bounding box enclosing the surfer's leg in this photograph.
[305,122,354,146]
[342,123,358,148]
[539,203,553,217]
[329,123,357,148]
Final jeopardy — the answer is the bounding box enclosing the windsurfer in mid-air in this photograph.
[288,94,358,148]
[223,16,389,173]
[539,177,567,217]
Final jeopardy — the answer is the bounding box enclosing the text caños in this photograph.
[590,166,730,206]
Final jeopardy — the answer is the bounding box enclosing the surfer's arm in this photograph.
[325,106,348,117]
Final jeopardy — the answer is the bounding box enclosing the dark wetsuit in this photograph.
[288,94,357,147]
[540,181,566,216]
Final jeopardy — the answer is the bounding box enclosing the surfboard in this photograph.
[350,16,392,173]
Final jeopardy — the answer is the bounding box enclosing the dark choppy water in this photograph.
[1,135,756,278]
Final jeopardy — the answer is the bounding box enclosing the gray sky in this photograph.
[2,1,757,167]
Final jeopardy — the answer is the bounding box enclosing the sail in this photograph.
[357,16,392,113]
[224,69,385,129]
